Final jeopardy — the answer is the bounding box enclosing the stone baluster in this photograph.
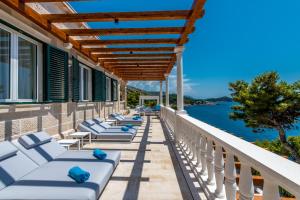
[206,139,215,185]
[214,145,225,198]
[239,163,254,200]
[196,134,202,167]
[191,131,197,161]
[262,177,280,200]
[200,136,207,175]
[225,152,237,200]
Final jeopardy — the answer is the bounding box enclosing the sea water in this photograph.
[185,102,300,142]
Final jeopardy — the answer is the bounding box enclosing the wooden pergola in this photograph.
[3,0,206,81]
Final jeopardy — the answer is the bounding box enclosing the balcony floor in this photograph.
[84,115,206,200]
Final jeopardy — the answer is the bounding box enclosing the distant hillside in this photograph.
[126,86,232,108]
[205,96,233,102]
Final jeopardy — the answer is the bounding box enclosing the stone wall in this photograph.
[0,101,124,141]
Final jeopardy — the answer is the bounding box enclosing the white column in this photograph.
[118,81,121,112]
[160,81,163,105]
[124,82,127,109]
[175,46,186,113]
[165,74,169,107]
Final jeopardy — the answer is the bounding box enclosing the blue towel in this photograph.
[125,124,133,128]
[68,166,90,183]
[93,149,107,160]
[121,126,129,132]
[132,116,141,120]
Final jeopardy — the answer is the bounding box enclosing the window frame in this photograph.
[106,76,111,102]
[79,63,92,101]
[0,23,42,103]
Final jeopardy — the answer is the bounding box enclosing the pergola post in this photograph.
[118,81,121,112]
[165,74,170,107]
[124,81,128,109]
[160,81,163,105]
[175,46,186,114]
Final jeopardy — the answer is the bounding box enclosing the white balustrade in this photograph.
[206,138,215,185]
[224,152,237,200]
[200,136,207,175]
[214,145,225,198]
[160,106,300,200]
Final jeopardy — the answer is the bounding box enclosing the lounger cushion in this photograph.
[0,142,18,161]
[0,150,120,200]
[79,124,134,141]
[0,143,38,190]
[12,139,66,166]
[18,132,52,149]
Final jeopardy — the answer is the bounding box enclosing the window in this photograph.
[79,63,92,101]
[106,76,111,101]
[112,80,118,101]
[0,28,10,99]
[0,23,41,102]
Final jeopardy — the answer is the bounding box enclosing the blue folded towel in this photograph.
[125,124,133,128]
[93,149,107,160]
[68,166,90,183]
[121,126,129,132]
[132,116,141,120]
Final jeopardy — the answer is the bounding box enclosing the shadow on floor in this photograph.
[160,118,205,200]
[122,116,151,200]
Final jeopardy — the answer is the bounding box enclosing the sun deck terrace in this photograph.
[0,0,300,199]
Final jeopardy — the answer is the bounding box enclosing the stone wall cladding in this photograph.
[0,101,125,141]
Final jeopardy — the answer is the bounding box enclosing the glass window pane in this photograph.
[0,28,10,99]
[18,37,37,99]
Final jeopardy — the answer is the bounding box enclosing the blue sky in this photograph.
[70,0,300,98]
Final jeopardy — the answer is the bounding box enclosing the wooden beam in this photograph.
[110,65,168,68]
[24,0,89,2]
[101,58,172,63]
[115,67,167,71]
[44,10,191,23]
[179,0,206,45]
[96,53,175,58]
[121,75,165,81]
[1,0,95,62]
[63,27,185,36]
[117,72,166,75]
[123,78,164,81]
[89,47,174,53]
[79,38,179,45]
[107,63,170,66]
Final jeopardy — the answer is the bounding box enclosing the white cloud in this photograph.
[128,65,199,98]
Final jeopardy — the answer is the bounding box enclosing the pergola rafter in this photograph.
[95,53,175,59]
[63,27,186,36]
[1,0,206,80]
[43,10,192,23]
[88,47,174,53]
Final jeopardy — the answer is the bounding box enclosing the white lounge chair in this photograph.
[0,132,120,200]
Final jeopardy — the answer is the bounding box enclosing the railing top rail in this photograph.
[176,113,300,196]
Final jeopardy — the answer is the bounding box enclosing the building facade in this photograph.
[0,3,126,140]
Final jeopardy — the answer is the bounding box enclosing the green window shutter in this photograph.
[72,57,80,102]
[101,73,106,101]
[92,69,101,101]
[44,45,68,102]
[92,69,106,102]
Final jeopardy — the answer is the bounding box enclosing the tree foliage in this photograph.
[229,72,300,162]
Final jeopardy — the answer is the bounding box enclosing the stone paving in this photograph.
[84,115,200,200]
